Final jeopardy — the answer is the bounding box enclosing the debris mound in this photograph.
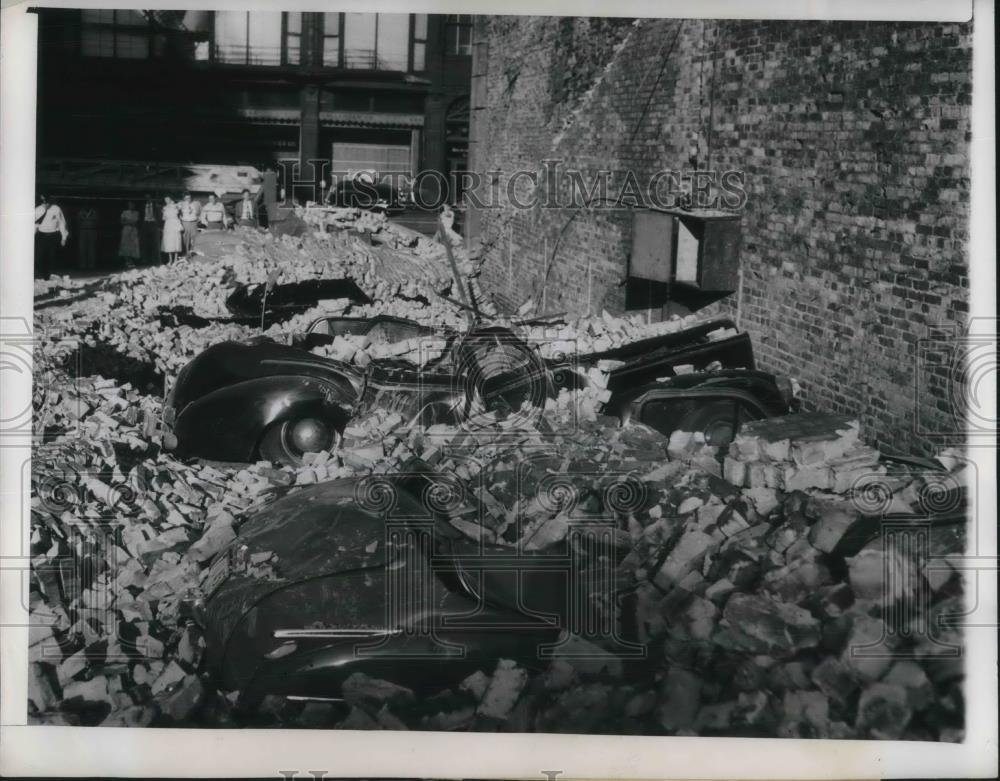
[27,219,966,739]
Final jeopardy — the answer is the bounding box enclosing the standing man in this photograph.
[141,194,161,264]
[199,192,228,230]
[34,194,69,278]
[77,202,100,271]
[178,192,201,257]
[234,188,257,228]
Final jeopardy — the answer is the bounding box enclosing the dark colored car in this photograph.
[192,453,967,714]
[163,316,797,465]
[550,318,795,447]
[194,457,639,711]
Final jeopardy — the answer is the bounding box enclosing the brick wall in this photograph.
[467,16,972,456]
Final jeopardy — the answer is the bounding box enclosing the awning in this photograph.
[320,111,424,129]
[233,107,424,129]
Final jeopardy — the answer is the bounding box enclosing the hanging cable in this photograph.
[627,20,685,145]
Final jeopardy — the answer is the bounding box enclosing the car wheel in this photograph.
[259,417,337,467]
[674,400,763,447]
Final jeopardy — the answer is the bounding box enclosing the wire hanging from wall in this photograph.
[627,20,685,145]
[532,194,625,313]
[533,19,686,314]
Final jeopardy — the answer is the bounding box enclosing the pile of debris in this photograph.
[197,413,967,738]
[281,414,965,739]
[723,413,884,494]
[26,222,966,739]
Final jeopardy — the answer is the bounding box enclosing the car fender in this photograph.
[173,374,356,462]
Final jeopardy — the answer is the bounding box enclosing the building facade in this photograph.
[36,9,472,201]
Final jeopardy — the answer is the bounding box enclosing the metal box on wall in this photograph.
[628,207,741,292]
[630,209,675,283]
[675,210,742,291]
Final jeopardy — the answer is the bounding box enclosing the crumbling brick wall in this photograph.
[467,16,972,456]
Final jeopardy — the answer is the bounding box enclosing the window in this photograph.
[322,13,426,71]
[322,13,341,66]
[411,14,427,71]
[376,14,409,71]
[213,11,282,65]
[342,13,410,71]
[81,9,159,59]
[445,14,472,56]
[342,13,376,68]
[284,12,302,65]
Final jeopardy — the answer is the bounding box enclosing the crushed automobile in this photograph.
[162,315,798,465]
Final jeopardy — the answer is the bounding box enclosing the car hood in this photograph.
[221,476,426,578]
[201,475,431,669]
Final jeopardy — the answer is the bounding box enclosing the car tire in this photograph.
[259,417,337,467]
[674,399,762,447]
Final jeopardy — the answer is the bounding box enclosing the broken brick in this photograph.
[841,615,894,681]
[342,672,415,712]
[717,593,821,656]
[657,666,702,731]
[477,659,528,721]
[855,682,912,739]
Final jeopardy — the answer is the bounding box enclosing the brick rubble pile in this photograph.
[27,223,966,739]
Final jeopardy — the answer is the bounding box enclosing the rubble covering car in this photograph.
[163,315,798,465]
[189,427,968,723]
[194,457,637,710]
[28,209,968,738]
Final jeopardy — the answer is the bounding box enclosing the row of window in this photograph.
[79,10,472,68]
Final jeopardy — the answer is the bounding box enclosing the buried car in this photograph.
[189,453,967,715]
[163,319,547,464]
[163,315,798,465]
[193,458,642,711]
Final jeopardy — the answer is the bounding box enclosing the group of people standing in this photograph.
[34,190,259,277]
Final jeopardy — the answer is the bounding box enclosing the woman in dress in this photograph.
[161,195,183,264]
[118,201,141,269]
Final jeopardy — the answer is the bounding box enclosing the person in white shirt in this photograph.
[234,188,257,227]
[199,193,228,230]
[178,192,201,257]
[161,195,183,264]
[34,194,69,278]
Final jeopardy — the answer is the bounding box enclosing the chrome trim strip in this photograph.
[272,628,401,639]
